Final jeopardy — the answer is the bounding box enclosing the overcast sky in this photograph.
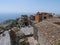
[0,0,60,14]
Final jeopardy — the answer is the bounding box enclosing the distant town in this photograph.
[0,12,60,45]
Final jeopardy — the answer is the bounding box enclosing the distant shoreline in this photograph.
[0,13,34,23]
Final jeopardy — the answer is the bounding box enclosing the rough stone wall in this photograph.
[47,18,60,23]
[35,14,42,23]
[34,12,53,23]
[35,21,60,45]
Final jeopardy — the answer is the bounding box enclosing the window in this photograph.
[44,17,47,19]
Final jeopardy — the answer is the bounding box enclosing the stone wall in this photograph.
[34,21,60,45]
[34,12,53,23]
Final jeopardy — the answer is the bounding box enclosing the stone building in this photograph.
[35,12,53,23]
[35,12,42,23]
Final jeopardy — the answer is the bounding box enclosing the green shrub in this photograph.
[56,41,60,45]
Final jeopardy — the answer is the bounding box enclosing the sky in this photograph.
[0,0,60,14]
[0,0,60,22]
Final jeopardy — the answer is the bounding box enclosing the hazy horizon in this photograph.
[0,0,60,22]
[0,12,34,23]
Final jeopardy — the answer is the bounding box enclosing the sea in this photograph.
[0,13,33,23]
[0,13,20,23]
